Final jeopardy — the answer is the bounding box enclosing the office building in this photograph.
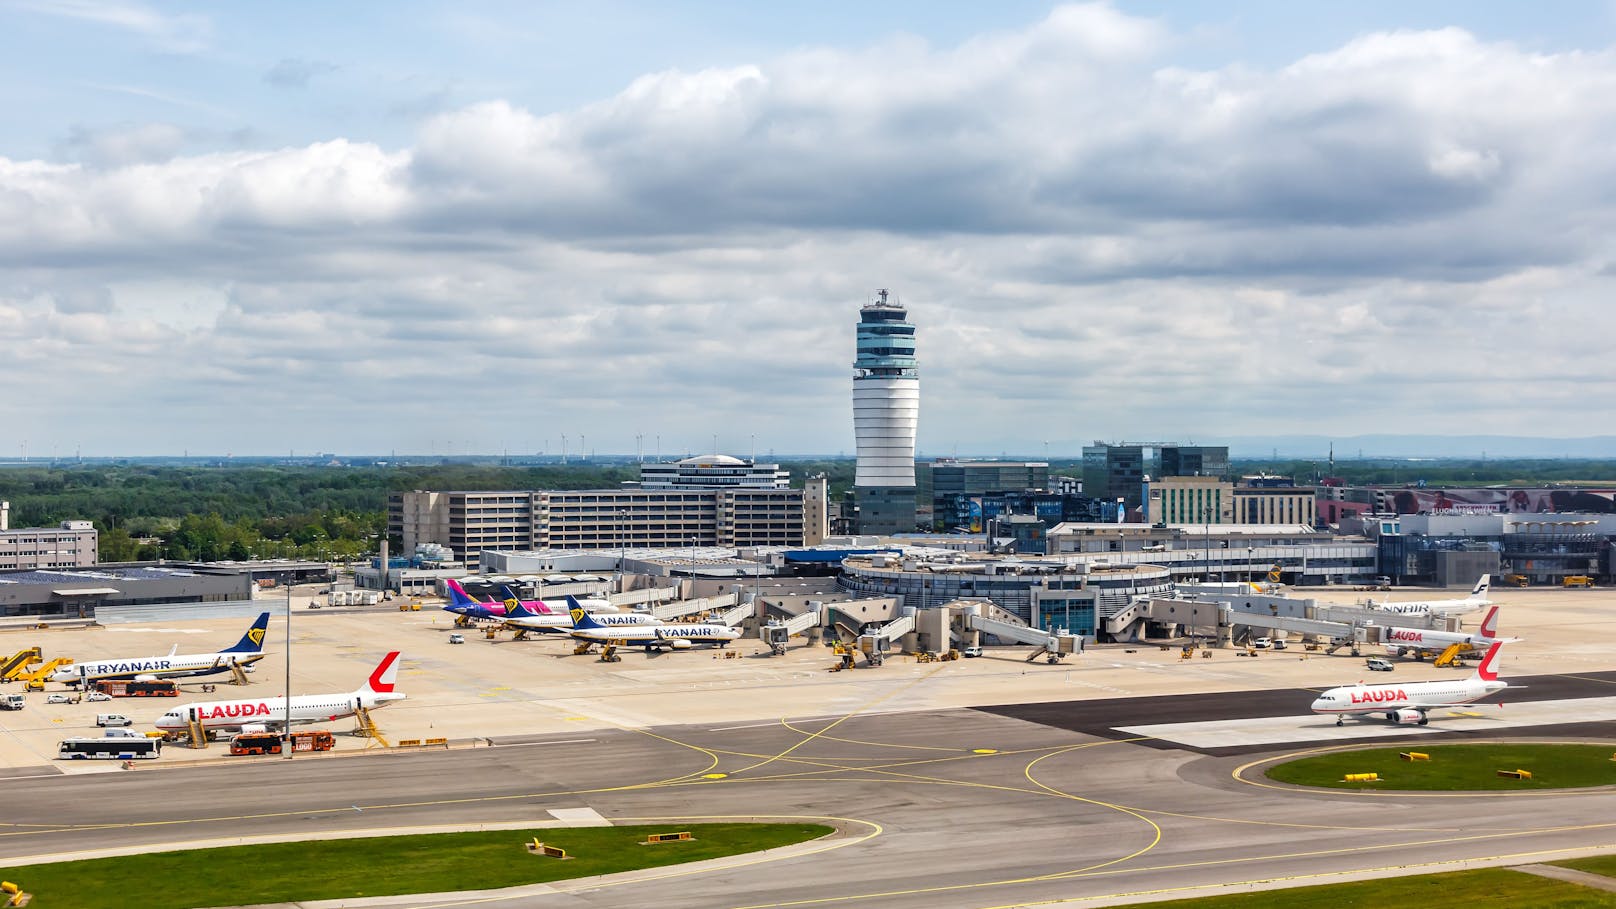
[636,455,789,489]
[1158,445,1229,479]
[921,460,1050,530]
[1082,444,1145,508]
[0,520,98,570]
[852,289,919,533]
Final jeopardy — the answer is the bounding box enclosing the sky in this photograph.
[5,1,1616,459]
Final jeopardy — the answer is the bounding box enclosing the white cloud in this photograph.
[5,4,1616,454]
[15,0,211,53]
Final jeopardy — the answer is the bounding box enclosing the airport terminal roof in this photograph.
[0,566,199,585]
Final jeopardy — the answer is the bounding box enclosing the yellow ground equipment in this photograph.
[1564,576,1595,588]
[598,643,621,663]
[15,658,71,691]
[1504,574,1530,587]
[2,879,30,907]
[828,643,855,672]
[1433,642,1466,668]
[0,648,41,681]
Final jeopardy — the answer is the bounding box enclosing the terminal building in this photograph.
[0,503,98,570]
[388,457,823,565]
[0,564,254,619]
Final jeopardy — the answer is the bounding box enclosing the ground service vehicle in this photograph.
[962,646,983,658]
[1564,576,1595,588]
[229,730,335,755]
[92,679,179,698]
[448,633,465,644]
[95,713,133,727]
[45,692,75,704]
[0,693,23,710]
[1366,657,1395,672]
[59,737,162,760]
[1504,574,1530,587]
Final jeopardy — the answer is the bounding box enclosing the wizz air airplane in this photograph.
[1380,605,1519,660]
[568,599,739,650]
[154,651,404,735]
[1364,574,1492,617]
[441,579,611,621]
[501,597,661,634]
[54,612,271,685]
[441,579,514,620]
[1310,641,1509,726]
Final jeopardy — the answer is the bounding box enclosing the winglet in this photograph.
[224,612,272,653]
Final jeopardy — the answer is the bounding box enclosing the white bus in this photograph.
[57,737,162,760]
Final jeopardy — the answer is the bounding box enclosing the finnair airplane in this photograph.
[54,612,271,685]
[1310,641,1509,726]
[1364,575,1493,617]
[155,651,404,735]
[568,598,739,650]
[1380,605,1519,660]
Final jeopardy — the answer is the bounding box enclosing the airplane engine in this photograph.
[1385,647,1403,658]
[1393,708,1426,725]
[666,639,693,649]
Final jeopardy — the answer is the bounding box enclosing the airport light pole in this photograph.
[284,577,292,760]
[1202,508,1211,583]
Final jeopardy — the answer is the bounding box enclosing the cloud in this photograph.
[5,4,1616,453]
[15,0,211,53]
[264,57,339,89]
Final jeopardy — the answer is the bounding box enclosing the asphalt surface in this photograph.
[5,696,1616,909]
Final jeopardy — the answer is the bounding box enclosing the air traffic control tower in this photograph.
[852,289,919,534]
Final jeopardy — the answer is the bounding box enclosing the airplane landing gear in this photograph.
[1336,716,1344,727]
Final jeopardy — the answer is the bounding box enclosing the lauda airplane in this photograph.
[154,651,404,735]
[1363,574,1493,617]
[1310,641,1509,726]
[54,612,270,684]
[1380,605,1519,660]
[568,598,739,650]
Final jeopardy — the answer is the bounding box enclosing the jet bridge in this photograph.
[715,601,754,628]
[761,609,822,655]
[855,612,917,666]
[650,591,739,622]
[964,613,1082,664]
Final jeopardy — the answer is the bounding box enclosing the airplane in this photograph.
[442,579,514,621]
[494,584,614,614]
[53,612,272,685]
[1310,641,1509,726]
[500,598,662,635]
[1379,604,1520,660]
[155,651,404,735]
[567,598,739,650]
[1363,574,1493,617]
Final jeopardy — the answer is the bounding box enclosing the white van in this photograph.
[95,714,133,727]
[102,727,143,739]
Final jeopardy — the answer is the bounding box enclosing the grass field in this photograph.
[1264,743,1616,790]
[1137,867,1615,908]
[1556,854,1616,878]
[0,823,833,909]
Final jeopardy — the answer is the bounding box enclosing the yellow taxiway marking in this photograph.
[702,773,728,779]
[973,748,999,754]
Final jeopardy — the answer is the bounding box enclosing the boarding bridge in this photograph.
[715,601,754,628]
[964,613,1083,663]
[761,609,822,655]
[854,612,917,666]
[650,591,739,621]
[609,587,680,609]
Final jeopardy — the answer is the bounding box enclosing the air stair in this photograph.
[15,659,71,690]
[0,648,41,681]
[1433,642,1467,668]
[184,708,208,749]
[354,706,390,748]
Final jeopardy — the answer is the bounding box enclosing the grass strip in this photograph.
[1140,866,1615,908]
[0,822,832,909]
[1265,743,1616,790]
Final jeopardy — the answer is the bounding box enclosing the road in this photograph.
[6,682,1616,908]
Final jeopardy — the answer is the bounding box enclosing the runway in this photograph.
[6,688,1616,908]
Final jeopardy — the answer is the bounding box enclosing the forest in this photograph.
[0,458,1611,563]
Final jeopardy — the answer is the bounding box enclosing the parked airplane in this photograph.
[500,599,662,634]
[1381,605,1519,660]
[567,598,739,650]
[442,579,514,620]
[494,584,614,614]
[54,612,271,685]
[1310,641,1509,726]
[154,651,404,735]
[1364,574,1493,617]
